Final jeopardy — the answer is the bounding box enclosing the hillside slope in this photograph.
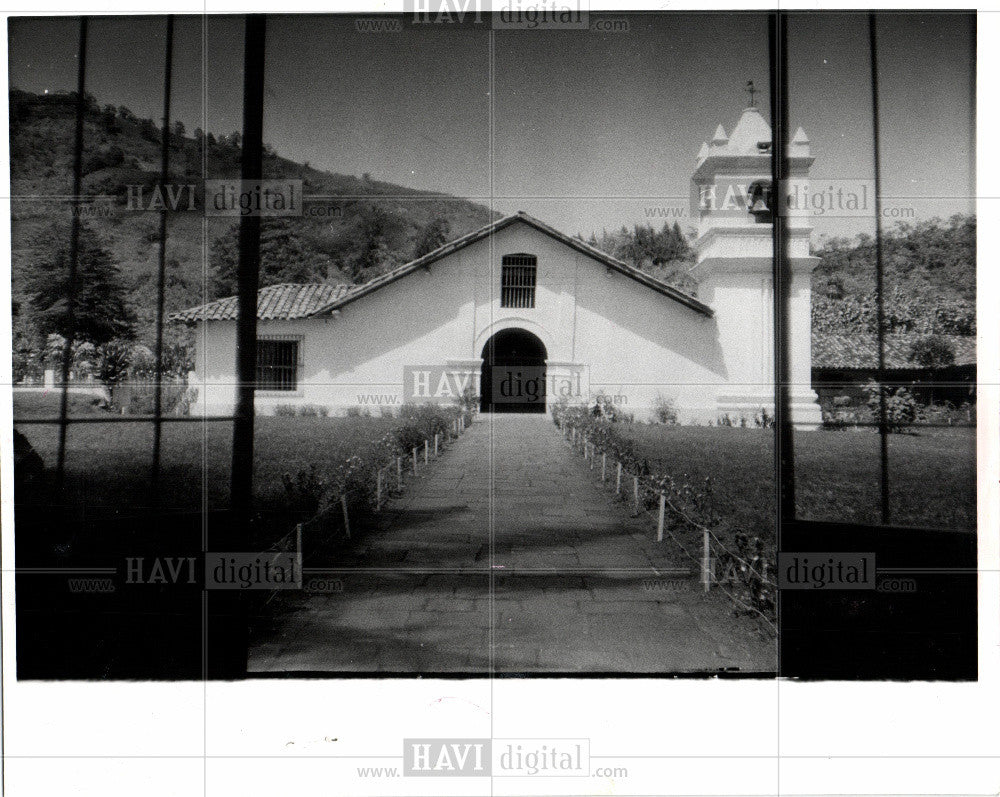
[10,89,497,341]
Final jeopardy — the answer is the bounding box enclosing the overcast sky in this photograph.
[9,12,975,239]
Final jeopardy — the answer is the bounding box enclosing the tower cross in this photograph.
[745,80,757,108]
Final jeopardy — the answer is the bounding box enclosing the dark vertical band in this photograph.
[769,11,796,528]
[151,15,175,496]
[55,17,89,488]
[230,15,267,526]
[868,13,891,524]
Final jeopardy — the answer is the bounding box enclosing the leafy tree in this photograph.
[337,203,407,282]
[211,219,336,296]
[414,216,451,258]
[909,335,956,369]
[813,215,975,304]
[586,221,696,293]
[28,223,137,345]
[138,118,160,143]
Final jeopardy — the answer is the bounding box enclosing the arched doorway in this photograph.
[480,328,548,414]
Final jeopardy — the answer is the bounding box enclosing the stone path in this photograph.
[248,415,774,673]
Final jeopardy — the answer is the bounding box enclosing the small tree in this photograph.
[97,340,132,405]
[29,223,137,345]
[414,217,451,258]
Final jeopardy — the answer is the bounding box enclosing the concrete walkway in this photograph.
[248,415,774,673]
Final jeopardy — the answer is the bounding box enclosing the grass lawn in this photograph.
[625,425,976,535]
[13,389,108,418]
[16,412,976,533]
[17,416,400,513]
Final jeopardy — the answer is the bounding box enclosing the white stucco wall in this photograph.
[188,219,728,422]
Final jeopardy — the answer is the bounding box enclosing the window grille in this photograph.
[256,339,299,391]
[501,254,537,308]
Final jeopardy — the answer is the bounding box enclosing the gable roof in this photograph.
[169,282,355,322]
[812,332,976,370]
[308,210,713,317]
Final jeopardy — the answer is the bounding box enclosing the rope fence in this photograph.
[270,414,470,564]
[559,418,777,633]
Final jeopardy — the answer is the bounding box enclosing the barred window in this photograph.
[501,254,537,308]
[256,339,299,391]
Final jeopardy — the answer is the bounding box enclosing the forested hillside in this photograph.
[10,88,496,351]
[811,215,976,335]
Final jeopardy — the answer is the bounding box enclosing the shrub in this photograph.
[281,465,330,516]
[343,406,369,418]
[653,394,679,425]
[753,407,774,429]
[908,334,956,369]
[173,386,198,416]
[97,339,132,405]
[394,404,458,451]
[591,394,633,423]
[863,381,919,433]
[273,404,298,417]
[457,384,479,414]
[124,381,188,415]
[550,396,589,429]
[298,404,329,418]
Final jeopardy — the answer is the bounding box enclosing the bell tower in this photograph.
[689,101,822,429]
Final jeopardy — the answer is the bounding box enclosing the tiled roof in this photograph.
[169,283,355,322]
[812,332,976,370]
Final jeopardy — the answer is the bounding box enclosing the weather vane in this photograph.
[745,80,757,108]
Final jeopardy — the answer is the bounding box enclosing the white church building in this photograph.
[172,106,823,428]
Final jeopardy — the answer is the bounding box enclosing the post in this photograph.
[212,13,266,681]
[424,439,429,464]
[589,444,595,470]
[616,461,622,494]
[295,523,302,558]
[434,433,439,456]
[702,530,711,592]
[396,456,402,490]
[633,476,640,513]
[656,492,665,542]
[601,453,607,482]
[230,15,267,529]
[341,494,351,539]
[412,447,418,475]
[376,468,383,511]
[149,14,175,496]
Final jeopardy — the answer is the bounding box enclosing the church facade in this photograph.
[173,106,823,428]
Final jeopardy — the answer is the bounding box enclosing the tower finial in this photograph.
[744,79,757,108]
